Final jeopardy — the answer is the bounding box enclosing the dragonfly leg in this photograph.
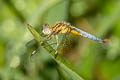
[42,42,57,47]
[53,35,59,58]
[55,35,59,47]
[26,39,36,47]
[42,40,58,58]
[31,47,40,56]
[43,36,52,42]
[30,42,57,57]
[54,50,58,58]
[43,35,59,58]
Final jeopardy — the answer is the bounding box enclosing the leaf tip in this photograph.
[24,22,30,28]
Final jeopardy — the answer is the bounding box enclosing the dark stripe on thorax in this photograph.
[51,23,62,35]
[55,23,64,34]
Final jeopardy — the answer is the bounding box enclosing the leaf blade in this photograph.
[25,23,84,80]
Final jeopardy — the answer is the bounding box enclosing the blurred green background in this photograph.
[0,0,120,80]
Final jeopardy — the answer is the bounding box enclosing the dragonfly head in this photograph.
[42,24,51,35]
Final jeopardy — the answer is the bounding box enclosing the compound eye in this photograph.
[42,24,51,35]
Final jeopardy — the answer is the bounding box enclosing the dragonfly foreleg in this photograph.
[31,47,40,56]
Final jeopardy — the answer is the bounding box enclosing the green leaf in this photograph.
[25,23,84,80]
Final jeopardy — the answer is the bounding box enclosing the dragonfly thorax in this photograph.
[42,24,51,35]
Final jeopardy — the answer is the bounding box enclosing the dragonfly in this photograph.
[42,21,108,44]
[26,21,108,58]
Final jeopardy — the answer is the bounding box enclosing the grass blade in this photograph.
[25,22,84,80]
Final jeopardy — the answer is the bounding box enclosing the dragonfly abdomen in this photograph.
[71,27,104,43]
